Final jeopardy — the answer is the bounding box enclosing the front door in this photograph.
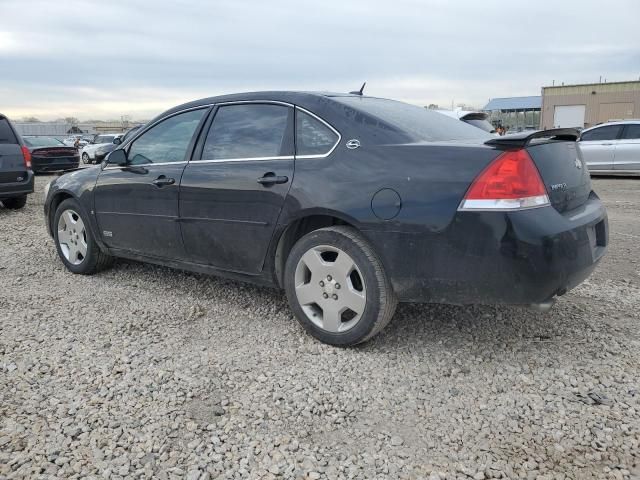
[94,108,208,259]
[179,103,294,273]
[579,124,622,172]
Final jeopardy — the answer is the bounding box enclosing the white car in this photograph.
[81,133,123,164]
[578,120,640,175]
[63,135,93,148]
[435,109,497,134]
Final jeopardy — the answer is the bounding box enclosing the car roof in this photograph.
[158,91,365,118]
[582,120,640,132]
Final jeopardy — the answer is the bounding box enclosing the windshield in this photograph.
[333,96,491,142]
[24,137,65,147]
[95,135,116,144]
[464,119,496,133]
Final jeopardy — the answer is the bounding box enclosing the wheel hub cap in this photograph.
[294,245,366,333]
[57,209,87,265]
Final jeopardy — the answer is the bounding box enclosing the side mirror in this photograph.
[107,149,127,166]
[113,137,122,145]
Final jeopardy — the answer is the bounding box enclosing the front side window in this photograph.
[128,109,206,165]
[581,125,622,141]
[202,104,291,160]
[622,124,640,140]
[296,110,339,156]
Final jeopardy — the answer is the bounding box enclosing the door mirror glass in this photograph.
[113,137,122,145]
[107,149,127,166]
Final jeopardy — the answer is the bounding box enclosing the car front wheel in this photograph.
[53,198,113,274]
[82,152,90,164]
[284,226,397,346]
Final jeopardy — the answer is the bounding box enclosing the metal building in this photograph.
[541,80,640,130]
[482,96,541,132]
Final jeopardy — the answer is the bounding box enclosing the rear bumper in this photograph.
[365,196,608,304]
[0,170,34,199]
[32,156,80,172]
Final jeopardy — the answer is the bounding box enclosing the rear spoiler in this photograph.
[485,128,579,148]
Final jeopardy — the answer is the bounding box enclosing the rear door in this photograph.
[179,102,294,273]
[614,124,640,172]
[94,108,208,259]
[578,125,623,172]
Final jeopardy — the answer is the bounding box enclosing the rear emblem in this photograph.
[346,139,361,149]
[575,158,582,169]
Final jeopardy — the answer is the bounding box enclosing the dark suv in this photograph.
[0,114,34,209]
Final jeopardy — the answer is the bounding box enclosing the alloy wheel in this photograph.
[294,245,366,333]
[57,209,87,265]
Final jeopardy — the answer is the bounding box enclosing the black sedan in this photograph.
[23,136,80,173]
[43,92,608,346]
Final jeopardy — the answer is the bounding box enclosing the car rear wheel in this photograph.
[82,152,90,164]
[2,195,27,209]
[284,226,397,346]
[53,198,113,274]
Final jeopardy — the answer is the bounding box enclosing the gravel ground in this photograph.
[1,175,639,480]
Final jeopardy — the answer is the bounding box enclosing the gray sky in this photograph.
[1,0,639,120]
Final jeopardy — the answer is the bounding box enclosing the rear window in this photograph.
[464,118,496,133]
[333,97,491,142]
[0,118,18,144]
[24,137,64,147]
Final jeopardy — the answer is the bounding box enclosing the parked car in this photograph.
[435,109,497,134]
[94,127,142,163]
[44,92,608,346]
[0,113,33,209]
[62,135,91,148]
[23,136,80,173]
[578,120,640,175]
[81,133,123,164]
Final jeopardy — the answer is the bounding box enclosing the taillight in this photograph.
[21,145,32,169]
[458,149,550,211]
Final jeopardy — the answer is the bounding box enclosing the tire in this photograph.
[82,152,90,164]
[53,198,114,274]
[284,226,397,346]
[2,195,27,209]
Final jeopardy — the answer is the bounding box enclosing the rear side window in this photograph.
[622,124,640,140]
[296,110,339,156]
[0,118,18,144]
[581,125,622,141]
[333,96,490,142]
[203,104,292,160]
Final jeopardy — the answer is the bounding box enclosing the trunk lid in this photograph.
[526,140,591,213]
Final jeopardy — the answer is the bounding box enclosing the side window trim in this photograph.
[295,106,342,159]
[190,101,295,163]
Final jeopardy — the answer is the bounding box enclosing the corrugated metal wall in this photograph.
[541,81,640,129]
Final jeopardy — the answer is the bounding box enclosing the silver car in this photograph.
[579,120,640,175]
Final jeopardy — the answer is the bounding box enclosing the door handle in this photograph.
[601,143,613,146]
[257,173,289,185]
[152,176,175,187]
